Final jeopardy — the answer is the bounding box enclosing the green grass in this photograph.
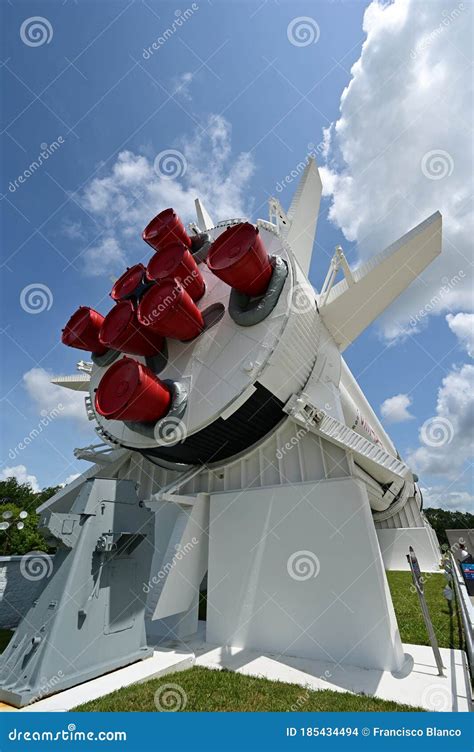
[387,571,463,650]
[0,629,12,653]
[75,665,423,712]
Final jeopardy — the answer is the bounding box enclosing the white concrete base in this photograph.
[5,627,471,713]
[5,647,194,712]
[207,479,405,672]
[186,625,472,712]
[376,527,441,572]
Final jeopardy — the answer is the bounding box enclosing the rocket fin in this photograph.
[51,374,90,391]
[319,211,442,351]
[194,198,214,231]
[285,158,322,276]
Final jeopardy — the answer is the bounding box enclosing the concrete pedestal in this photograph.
[376,527,441,572]
[207,478,405,672]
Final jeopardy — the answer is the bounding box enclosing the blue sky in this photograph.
[1,0,472,510]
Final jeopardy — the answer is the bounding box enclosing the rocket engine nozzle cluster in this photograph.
[61,208,273,425]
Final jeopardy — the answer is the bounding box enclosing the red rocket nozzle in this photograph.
[142,208,191,251]
[95,356,171,422]
[110,264,147,301]
[207,222,272,296]
[146,242,205,301]
[99,300,165,356]
[137,278,204,341]
[62,306,107,354]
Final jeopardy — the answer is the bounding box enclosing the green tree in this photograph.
[424,507,474,547]
[0,477,59,556]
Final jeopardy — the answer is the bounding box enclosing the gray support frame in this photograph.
[0,478,155,707]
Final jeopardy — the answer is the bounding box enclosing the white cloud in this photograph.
[82,236,126,278]
[421,486,473,513]
[23,368,92,429]
[407,363,474,478]
[63,473,80,486]
[380,393,414,423]
[74,114,255,277]
[0,464,39,492]
[321,0,472,341]
[172,71,194,101]
[446,312,474,357]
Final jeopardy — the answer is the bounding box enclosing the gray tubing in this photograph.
[91,348,121,367]
[124,380,188,440]
[228,256,288,327]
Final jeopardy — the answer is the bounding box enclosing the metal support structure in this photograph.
[0,478,155,707]
[319,245,354,306]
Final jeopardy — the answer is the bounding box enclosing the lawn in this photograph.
[75,665,423,712]
[386,571,463,650]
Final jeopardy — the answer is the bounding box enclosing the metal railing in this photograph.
[448,552,474,677]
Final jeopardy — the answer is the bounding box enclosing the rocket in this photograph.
[58,158,442,517]
[0,158,444,708]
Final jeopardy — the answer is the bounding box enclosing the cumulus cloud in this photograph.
[74,114,255,277]
[446,312,474,357]
[63,473,80,486]
[23,368,92,429]
[380,393,414,423]
[0,464,39,492]
[407,363,474,478]
[82,236,126,278]
[321,0,472,341]
[421,486,473,513]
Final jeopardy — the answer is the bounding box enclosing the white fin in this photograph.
[194,198,214,231]
[285,158,322,275]
[51,374,90,392]
[319,211,442,351]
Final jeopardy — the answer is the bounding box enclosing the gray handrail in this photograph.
[448,552,474,677]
